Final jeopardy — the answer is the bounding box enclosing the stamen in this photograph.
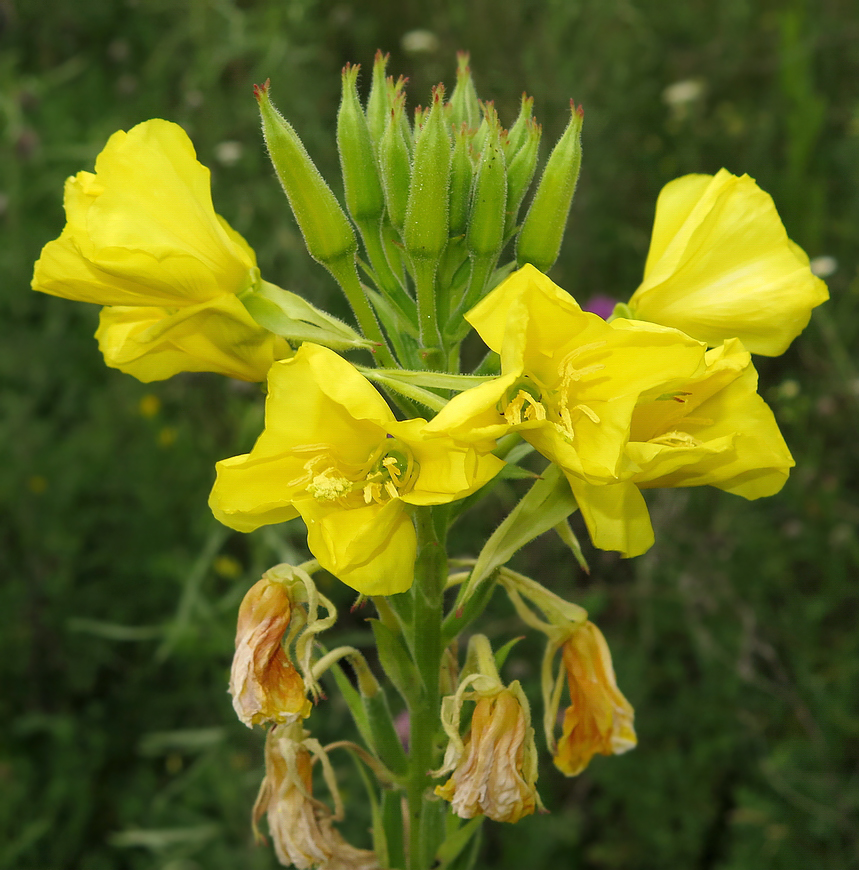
[650,430,702,448]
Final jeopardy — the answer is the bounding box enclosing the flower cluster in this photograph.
[30,50,828,867]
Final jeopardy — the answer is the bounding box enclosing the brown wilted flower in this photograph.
[254,724,379,870]
[230,574,310,727]
[435,683,540,824]
[553,621,636,776]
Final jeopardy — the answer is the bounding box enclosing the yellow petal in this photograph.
[630,170,828,355]
[566,476,654,558]
[298,498,415,595]
[95,294,288,383]
[32,120,258,307]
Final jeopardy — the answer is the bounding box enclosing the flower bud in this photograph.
[449,51,481,130]
[553,621,636,777]
[230,574,311,728]
[365,50,390,146]
[504,118,541,236]
[254,80,357,268]
[404,85,450,262]
[448,124,474,237]
[516,102,584,273]
[504,93,534,158]
[466,117,507,260]
[379,92,411,233]
[337,64,385,225]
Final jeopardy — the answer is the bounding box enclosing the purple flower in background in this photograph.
[584,294,617,320]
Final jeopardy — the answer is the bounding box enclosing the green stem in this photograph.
[325,254,399,368]
[406,506,447,870]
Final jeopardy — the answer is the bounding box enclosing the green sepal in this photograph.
[494,635,524,671]
[370,618,419,707]
[239,281,372,350]
[516,101,584,272]
[379,93,412,234]
[457,464,578,605]
[360,369,448,413]
[555,518,590,574]
[357,367,492,392]
[449,126,474,237]
[504,118,541,238]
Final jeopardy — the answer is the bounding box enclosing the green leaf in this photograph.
[453,464,577,614]
[328,663,375,750]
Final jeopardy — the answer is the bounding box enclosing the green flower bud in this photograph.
[337,63,385,224]
[449,51,481,130]
[404,84,451,352]
[466,122,506,259]
[505,118,541,236]
[254,80,357,267]
[471,102,492,160]
[505,93,534,158]
[404,85,451,263]
[449,124,474,237]
[379,92,411,233]
[365,50,390,146]
[516,102,583,273]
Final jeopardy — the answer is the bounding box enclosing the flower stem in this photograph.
[406,505,447,869]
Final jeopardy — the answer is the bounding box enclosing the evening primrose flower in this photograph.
[627,169,829,356]
[567,335,795,557]
[434,637,541,826]
[32,119,288,381]
[209,343,503,595]
[254,723,379,870]
[551,621,636,777]
[427,264,706,484]
[230,573,312,728]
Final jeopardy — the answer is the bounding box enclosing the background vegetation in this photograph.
[3,0,858,867]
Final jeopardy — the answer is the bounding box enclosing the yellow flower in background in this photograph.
[32,119,287,381]
[209,343,503,595]
[428,265,706,484]
[553,621,636,777]
[628,169,829,356]
[567,336,795,557]
[230,574,311,728]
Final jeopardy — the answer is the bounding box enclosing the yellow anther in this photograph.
[504,390,547,426]
[573,403,601,424]
[307,467,354,501]
[650,430,702,448]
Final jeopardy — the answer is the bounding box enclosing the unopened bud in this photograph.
[466,121,506,259]
[505,118,541,235]
[449,51,481,130]
[254,80,357,267]
[338,64,385,225]
[449,124,473,237]
[505,93,534,158]
[379,93,411,233]
[404,85,451,263]
[516,102,584,273]
[365,50,390,146]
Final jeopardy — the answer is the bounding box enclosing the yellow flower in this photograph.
[230,574,311,728]
[427,264,706,484]
[628,169,829,356]
[435,684,540,823]
[553,621,636,777]
[567,336,795,557]
[32,119,288,381]
[254,724,379,870]
[209,343,503,595]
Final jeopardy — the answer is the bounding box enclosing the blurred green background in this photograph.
[3,0,859,867]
